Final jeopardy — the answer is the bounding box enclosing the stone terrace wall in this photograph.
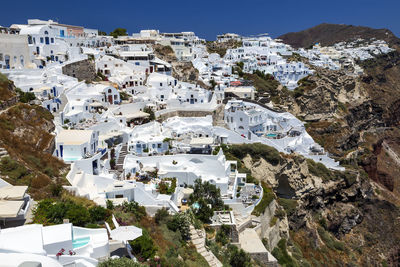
[62,59,96,82]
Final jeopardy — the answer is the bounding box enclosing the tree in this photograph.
[228,245,252,267]
[167,212,191,240]
[110,28,128,38]
[98,31,107,36]
[190,179,224,210]
[193,198,213,223]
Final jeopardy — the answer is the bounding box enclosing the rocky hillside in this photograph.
[233,24,400,266]
[0,74,67,199]
[225,143,400,266]
[278,23,400,49]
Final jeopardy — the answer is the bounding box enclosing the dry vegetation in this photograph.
[0,103,67,199]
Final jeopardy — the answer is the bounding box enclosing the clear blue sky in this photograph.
[2,0,400,40]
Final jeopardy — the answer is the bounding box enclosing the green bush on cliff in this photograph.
[228,143,280,165]
[272,239,299,267]
[252,181,275,216]
[306,159,334,181]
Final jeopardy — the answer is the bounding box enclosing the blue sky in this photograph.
[2,0,400,40]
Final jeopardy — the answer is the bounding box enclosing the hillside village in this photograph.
[0,19,398,267]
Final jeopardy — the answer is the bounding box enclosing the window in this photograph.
[40,37,44,43]
[20,56,24,66]
[240,118,243,122]
[51,38,54,43]
[44,31,48,35]
[0,53,3,61]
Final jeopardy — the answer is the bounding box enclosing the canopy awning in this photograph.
[110,226,142,242]
[125,111,150,120]
[89,102,103,107]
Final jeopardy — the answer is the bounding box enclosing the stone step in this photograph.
[204,254,213,262]
[192,238,203,246]
[197,246,207,254]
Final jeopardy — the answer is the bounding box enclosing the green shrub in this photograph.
[216,224,231,245]
[272,239,299,267]
[307,159,335,182]
[252,182,275,216]
[129,228,157,260]
[154,207,169,224]
[228,143,280,165]
[89,206,109,222]
[119,201,146,221]
[228,244,252,267]
[15,88,36,103]
[167,212,191,240]
[0,156,29,181]
[65,204,91,226]
[277,198,298,217]
[106,200,114,210]
[33,199,109,227]
[317,226,345,251]
[99,257,145,267]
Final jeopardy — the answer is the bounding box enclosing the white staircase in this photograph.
[190,225,222,267]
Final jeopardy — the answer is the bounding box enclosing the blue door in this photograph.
[60,145,63,158]
[45,37,50,45]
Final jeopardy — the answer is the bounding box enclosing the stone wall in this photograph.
[157,110,214,121]
[250,252,278,267]
[62,59,96,82]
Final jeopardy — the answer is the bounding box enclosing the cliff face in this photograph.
[244,24,400,265]
[278,23,400,49]
[237,147,400,266]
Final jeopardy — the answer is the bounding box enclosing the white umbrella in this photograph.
[110,226,143,242]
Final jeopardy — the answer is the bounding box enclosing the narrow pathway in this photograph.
[189,225,222,267]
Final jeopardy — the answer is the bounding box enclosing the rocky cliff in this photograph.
[229,143,400,266]
[278,23,400,49]
[241,24,400,266]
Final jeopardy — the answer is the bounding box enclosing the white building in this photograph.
[123,149,244,199]
[55,129,99,162]
[0,223,108,266]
